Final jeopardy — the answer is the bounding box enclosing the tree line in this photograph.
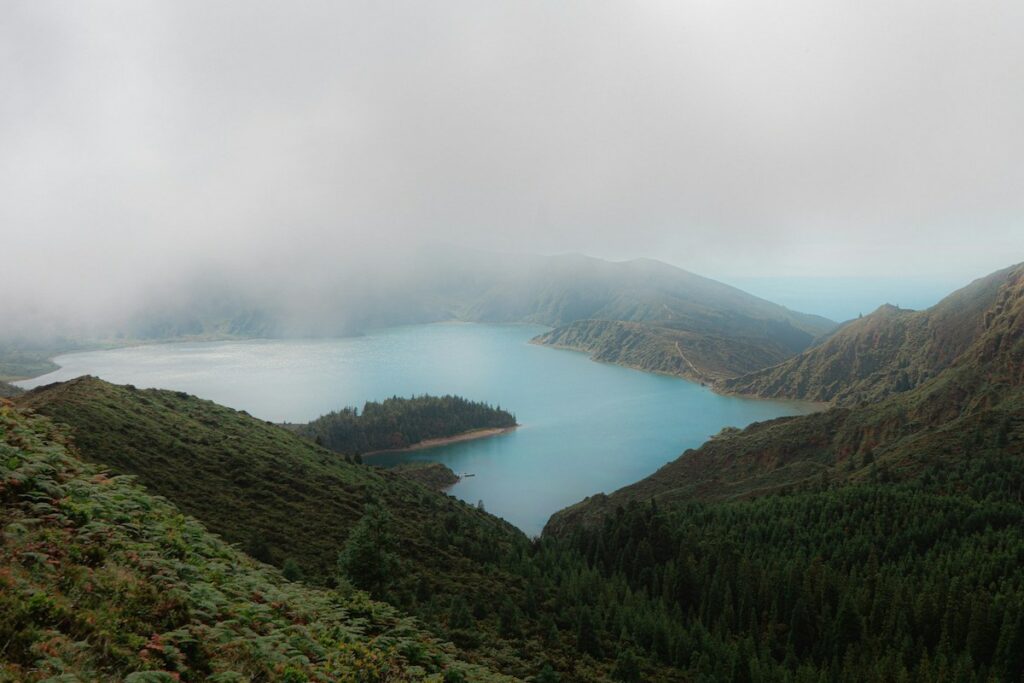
[291,394,516,454]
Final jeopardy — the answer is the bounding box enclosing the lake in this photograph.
[18,323,818,536]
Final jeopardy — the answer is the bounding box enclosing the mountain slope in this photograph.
[531,264,1024,682]
[13,378,550,670]
[533,318,800,382]
[518,255,836,381]
[12,378,671,681]
[0,401,513,682]
[718,264,1019,403]
[547,262,1024,532]
[0,380,21,398]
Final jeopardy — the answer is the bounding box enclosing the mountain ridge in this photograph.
[717,264,1020,404]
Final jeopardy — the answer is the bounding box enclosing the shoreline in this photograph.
[529,338,829,414]
[363,425,518,458]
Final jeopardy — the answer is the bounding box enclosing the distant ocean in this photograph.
[726,276,963,323]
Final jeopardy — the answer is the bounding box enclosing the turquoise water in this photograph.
[19,323,817,536]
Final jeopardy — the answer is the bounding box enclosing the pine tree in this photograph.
[281,557,304,582]
[336,504,398,597]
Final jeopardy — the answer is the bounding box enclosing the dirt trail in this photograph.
[674,341,707,382]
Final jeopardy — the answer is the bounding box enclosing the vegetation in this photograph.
[14,378,589,678]
[6,263,1023,680]
[0,380,22,398]
[533,319,798,383]
[392,462,460,490]
[288,395,516,454]
[536,262,1024,680]
[719,264,1018,404]
[0,401,513,681]
[0,338,73,381]
[538,464,1024,682]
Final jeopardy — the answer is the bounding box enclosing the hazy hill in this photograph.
[4,251,835,388]
[0,380,21,397]
[718,264,1019,404]
[459,254,836,381]
[463,253,835,382]
[0,401,513,682]
[103,251,834,383]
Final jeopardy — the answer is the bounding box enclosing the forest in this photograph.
[290,394,517,454]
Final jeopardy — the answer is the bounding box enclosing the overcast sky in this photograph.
[2,0,1022,323]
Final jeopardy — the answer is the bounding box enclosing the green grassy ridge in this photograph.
[0,380,22,398]
[0,402,516,682]
[718,263,1021,404]
[532,319,797,383]
[287,395,516,455]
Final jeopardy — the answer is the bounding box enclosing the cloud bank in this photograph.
[2,0,1022,329]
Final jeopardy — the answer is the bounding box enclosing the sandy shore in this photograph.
[363,425,518,457]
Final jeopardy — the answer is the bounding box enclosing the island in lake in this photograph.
[284,393,517,456]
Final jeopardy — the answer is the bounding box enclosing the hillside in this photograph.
[11,377,673,681]
[532,263,1024,681]
[0,380,22,398]
[548,263,1024,531]
[288,394,516,454]
[718,264,1019,404]
[533,319,799,383]
[13,379,547,668]
[0,401,513,682]
[503,254,836,381]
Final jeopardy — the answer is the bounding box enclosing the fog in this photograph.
[2,0,1022,333]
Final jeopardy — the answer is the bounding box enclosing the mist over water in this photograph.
[19,323,817,535]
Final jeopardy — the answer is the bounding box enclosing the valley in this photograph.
[4,261,1023,681]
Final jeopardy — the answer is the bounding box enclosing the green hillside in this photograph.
[0,401,513,682]
[13,380,541,665]
[11,378,660,681]
[0,380,22,398]
[548,263,1024,530]
[533,319,799,383]
[288,395,516,454]
[718,264,1019,403]
[533,263,1024,681]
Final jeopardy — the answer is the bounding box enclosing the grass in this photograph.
[0,401,516,682]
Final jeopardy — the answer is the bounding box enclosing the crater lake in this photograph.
[18,323,819,535]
